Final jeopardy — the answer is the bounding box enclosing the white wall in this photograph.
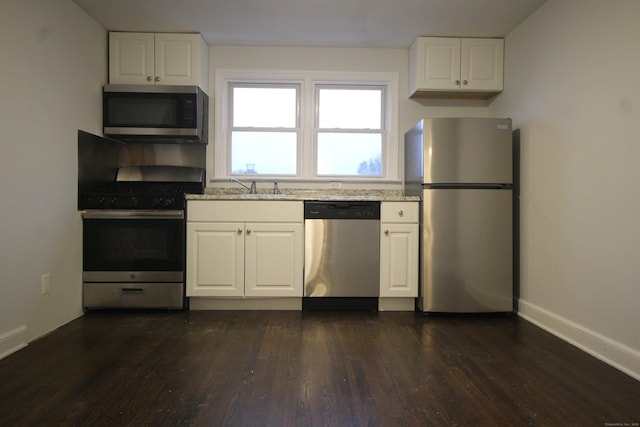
[207,45,490,189]
[490,0,640,379]
[0,0,106,357]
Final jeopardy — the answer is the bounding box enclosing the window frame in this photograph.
[212,69,399,182]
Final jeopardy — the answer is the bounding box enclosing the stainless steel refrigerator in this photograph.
[405,118,514,313]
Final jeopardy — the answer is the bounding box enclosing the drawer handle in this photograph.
[398,210,404,217]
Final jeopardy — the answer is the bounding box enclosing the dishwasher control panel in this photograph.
[304,201,380,220]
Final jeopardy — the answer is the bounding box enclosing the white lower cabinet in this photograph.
[380,202,419,298]
[186,201,303,298]
[245,223,303,296]
[187,199,418,309]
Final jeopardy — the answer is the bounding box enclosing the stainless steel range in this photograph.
[78,131,206,309]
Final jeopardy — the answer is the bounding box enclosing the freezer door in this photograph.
[421,189,513,312]
[423,118,512,184]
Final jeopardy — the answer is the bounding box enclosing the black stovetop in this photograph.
[80,181,203,210]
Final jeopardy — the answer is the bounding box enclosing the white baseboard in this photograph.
[379,297,415,311]
[0,325,28,360]
[189,297,302,310]
[518,300,640,381]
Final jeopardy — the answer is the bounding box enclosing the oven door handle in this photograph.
[81,210,184,220]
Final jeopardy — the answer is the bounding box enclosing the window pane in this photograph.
[318,89,381,129]
[317,133,382,176]
[233,87,297,128]
[231,131,297,175]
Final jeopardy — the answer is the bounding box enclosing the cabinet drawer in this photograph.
[187,200,303,223]
[381,202,419,223]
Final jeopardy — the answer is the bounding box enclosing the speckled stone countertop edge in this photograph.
[187,189,420,202]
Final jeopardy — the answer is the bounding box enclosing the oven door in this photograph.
[81,210,185,309]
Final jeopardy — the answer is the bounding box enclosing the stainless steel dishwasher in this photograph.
[303,201,380,310]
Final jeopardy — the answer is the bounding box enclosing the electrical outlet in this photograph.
[41,273,50,295]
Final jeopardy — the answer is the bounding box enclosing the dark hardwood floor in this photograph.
[1,310,638,426]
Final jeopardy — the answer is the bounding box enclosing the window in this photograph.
[316,86,384,177]
[214,70,398,181]
[230,84,299,175]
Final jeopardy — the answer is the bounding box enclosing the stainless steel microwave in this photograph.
[103,84,208,144]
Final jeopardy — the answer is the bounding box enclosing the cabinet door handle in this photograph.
[237,228,243,234]
[455,80,461,86]
[246,229,252,235]
[463,80,468,85]
[146,76,152,81]
[384,230,389,236]
[155,76,160,82]
[398,210,404,217]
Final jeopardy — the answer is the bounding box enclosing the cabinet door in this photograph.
[154,33,201,86]
[244,223,303,297]
[460,38,504,92]
[186,222,244,297]
[414,37,461,91]
[380,223,418,297]
[109,32,155,85]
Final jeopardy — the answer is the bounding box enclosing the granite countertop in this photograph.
[187,188,419,202]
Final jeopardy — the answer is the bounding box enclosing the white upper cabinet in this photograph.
[109,32,208,90]
[409,37,503,100]
[109,33,155,85]
[411,37,461,91]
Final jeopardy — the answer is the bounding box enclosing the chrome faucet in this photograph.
[230,177,257,194]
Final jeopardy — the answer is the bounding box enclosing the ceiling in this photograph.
[72,0,546,48]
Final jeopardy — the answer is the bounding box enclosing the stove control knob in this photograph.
[107,197,117,208]
[164,198,175,207]
[130,197,139,208]
[152,198,162,207]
